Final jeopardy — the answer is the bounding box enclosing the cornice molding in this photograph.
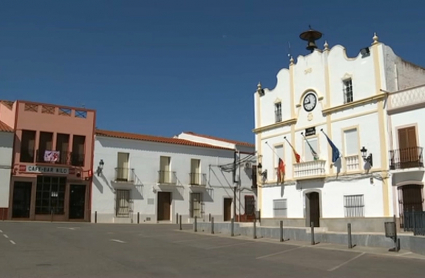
[252,118,297,134]
[322,92,388,115]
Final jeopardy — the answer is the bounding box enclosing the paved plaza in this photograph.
[1,222,425,277]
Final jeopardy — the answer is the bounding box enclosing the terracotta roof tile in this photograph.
[0,120,13,132]
[183,131,255,147]
[95,129,234,151]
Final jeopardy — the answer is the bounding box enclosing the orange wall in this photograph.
[0,102,16,129]
[13,101,96,174]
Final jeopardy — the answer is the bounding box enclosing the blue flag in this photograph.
[323,132,340,163]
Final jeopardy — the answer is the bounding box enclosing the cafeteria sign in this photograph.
[26,166,69,175]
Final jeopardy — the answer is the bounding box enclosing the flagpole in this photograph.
[301,132,319,160]
[265,141,283,160]
[284,136,303,163]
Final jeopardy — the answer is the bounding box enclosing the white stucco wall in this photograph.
[254,39,399,225]
[92,136,256,223]
[0,131,13,208]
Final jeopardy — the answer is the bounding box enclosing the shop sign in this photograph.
[26,165,69,175]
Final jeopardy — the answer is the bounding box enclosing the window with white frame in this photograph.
[273,199,287,217]
[343,79,353,103]
[304,137,318,162]
[343,194,364,217]
[344,128,359,171]
[275,102,282,122]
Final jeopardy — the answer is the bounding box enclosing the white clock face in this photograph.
[303,92,317,112]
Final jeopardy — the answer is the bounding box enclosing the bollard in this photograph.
[2,209,5,221]
[253,219,257,239]
[95,211,97,223]
[137,212,140,224]
[211,217,214,234]
[179,215,182,230]
[176,213,179,224]
[311,222,315,245]
[231,218,234,237]
[348,223,352,248]
[209,213,211,222]
[194,216,197,232]
[280,221,284,242]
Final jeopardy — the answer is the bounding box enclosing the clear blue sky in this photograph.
[1,0,424,143]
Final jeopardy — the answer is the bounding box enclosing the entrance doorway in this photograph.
[157,192,171,221]
[69,184,86,219]
[12,182,32,218]
[398,184,424,228]
[223,198,232,221]
[306,192,320,227]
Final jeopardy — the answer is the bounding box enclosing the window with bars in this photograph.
[275,102,282,122]
[35,176,66,215]
[273,199,287,218]
[343,79,353,103]
[116,189,131,217]
[343,194,364,217]
[190,193,202,218]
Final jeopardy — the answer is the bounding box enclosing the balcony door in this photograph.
[160,156,171,183]
[190,159,200,185]
[398,127,419,169]
[117,152,129,181]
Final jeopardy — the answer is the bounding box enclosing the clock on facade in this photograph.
[303,92,317,112]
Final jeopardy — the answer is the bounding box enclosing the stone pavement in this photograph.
[1,221,424,277]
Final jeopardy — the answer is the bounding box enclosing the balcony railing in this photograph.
[114,168,135,183]
[345,155,360,171]
[294,160,326,179]
[36,150,70,165]
[189,173,207,186]
[70,153,85,167]
[158,170,177,184]
[389,147,424,170]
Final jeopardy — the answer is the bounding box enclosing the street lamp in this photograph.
[97,159,104,176]
[360,146,373,167]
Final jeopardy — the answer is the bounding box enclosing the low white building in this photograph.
[253,31,425,232]
[0,120,13,220]
[92,129,256,223]
[387,85,425,230]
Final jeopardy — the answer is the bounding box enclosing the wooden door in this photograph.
[157,192,171,221]
[223,198,232,221]
[307,192,320,227]
[398,127,418,168]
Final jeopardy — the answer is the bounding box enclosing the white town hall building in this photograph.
[253,30,425,232]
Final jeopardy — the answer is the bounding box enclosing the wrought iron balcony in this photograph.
[389,147,424,170]
[189,173,207,186]
[114,167,135,183]
[293,160,326,179]
[158,170,177,184]
[35,150,70,165]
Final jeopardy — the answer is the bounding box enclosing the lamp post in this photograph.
[97,159,104,176]
[360,146,373,167]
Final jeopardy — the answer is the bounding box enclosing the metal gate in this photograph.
[398,185,424,228]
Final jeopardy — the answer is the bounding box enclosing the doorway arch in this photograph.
[398,184,424,228]
[305,191,321,227]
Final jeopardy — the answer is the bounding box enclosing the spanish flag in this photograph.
[277,158,285,184]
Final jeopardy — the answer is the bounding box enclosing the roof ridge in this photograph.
[95,129,234,151]
[183,131,255,147]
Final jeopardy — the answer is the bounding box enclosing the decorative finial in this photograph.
[257,82,262,90]
[372,32,379,45]
[324,41,329,51]
[290,56,294,65]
